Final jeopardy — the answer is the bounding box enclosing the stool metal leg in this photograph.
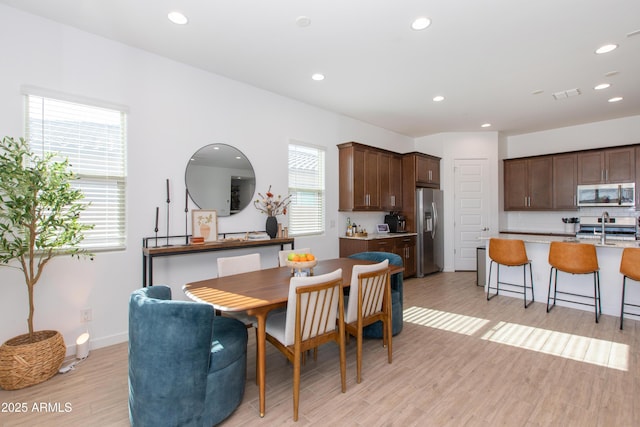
[547,267,557,312]
[523,261,534,308]
[621,276,627,330]
[487,260,499,301]
[593,271,601,324]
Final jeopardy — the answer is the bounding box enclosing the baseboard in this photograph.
[64,331,128,357]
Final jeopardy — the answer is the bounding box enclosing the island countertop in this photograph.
[480,232,640,318]
[483,231,640,248]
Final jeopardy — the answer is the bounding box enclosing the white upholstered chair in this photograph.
[217,253,261,277]
[265,269,347,421]
[345,259,392,383]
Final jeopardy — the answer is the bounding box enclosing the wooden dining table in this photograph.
[183,257,403,417]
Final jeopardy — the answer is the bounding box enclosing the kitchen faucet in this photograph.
[601,211,609,244]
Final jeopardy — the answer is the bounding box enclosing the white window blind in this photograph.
[25,94,127,250]
[288,142,325,236]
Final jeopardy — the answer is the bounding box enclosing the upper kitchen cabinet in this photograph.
[577,146,636,184]
[504,156,553,210]
[403,152,440,188]
[553,153,578,210]
[338,142,401,211]
[379,152,403,210]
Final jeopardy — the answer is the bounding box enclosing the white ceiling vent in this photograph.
[552,88,581,100]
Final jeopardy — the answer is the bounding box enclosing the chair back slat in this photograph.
[346,260,389,324]
[360,270,389,318]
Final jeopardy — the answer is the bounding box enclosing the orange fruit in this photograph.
[291,254,300,262]
[306,254,315,261]
[298,254,307,261]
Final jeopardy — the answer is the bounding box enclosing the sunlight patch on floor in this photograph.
[481,321,629,371]
[403,306,490,335]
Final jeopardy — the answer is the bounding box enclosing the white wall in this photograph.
[0,5,413,353]
[503,116,640,232]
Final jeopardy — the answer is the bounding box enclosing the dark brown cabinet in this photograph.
[379,152,403,210]
[338,142,403,211]
[553,153,578,209]
[416,155,440,187]
[504,156,553,210]
[339,235,416,278]
[577,147,635,184]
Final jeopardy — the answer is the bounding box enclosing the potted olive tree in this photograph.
[0,136,94,390]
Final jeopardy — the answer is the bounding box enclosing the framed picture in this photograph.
[192,209,218,242]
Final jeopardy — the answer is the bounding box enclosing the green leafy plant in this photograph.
[0,136,94,342]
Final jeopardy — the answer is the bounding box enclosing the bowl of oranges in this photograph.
[285,252,317,272]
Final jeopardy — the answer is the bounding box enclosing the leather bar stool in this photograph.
[487,238,534,308]
[547,241,601,323]
[619,247,640,330]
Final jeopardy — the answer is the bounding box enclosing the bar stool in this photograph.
[547,241,601,323]
[487,238,534,308]
[619,247,640,330]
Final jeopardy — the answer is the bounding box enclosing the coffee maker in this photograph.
[384,213,406,233]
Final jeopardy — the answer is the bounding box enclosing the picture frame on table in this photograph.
[192,209,218,242]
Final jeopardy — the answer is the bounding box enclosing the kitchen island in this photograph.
[480,233,640,318]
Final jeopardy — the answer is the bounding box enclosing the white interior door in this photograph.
[454,159,489,271]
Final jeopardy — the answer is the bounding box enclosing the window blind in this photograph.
[25,94,127,250]
[288,143,325,236]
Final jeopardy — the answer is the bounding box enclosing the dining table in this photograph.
[182,257,404,417]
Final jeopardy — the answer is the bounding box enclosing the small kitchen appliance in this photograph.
[384,213,406,233]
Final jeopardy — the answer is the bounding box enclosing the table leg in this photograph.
[255,311,267,417]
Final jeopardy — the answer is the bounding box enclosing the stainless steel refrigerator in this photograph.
[416,187,444,277]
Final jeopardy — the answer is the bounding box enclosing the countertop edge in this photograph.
[340,232,417,241]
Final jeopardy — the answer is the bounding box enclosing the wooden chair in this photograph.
[547,241,601,323]
[619,247,640,329]
[278,248,311,266]
[264,269,347,421]
[486,238,534,308]
[345,260,392,383]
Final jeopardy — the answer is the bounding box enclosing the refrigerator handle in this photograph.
[431,201,438,239]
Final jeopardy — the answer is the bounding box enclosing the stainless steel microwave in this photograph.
[576,183,635,207]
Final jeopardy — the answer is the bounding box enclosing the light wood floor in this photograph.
[2,272,640,426]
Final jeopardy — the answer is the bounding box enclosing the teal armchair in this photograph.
[128,286,247,426]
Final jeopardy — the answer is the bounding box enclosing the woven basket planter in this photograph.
[0,330,66,390]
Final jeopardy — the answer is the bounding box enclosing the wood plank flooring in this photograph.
[2,272,639,426]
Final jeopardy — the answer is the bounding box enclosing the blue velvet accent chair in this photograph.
[348,252,404,338]
[129,285,248,427]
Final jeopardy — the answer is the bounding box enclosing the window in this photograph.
[288,142,325,236]
[24,91,127,250]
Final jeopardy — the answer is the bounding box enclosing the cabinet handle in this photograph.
[391,195,395,206]
[524,196,527,206]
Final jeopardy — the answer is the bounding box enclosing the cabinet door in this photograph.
[416,156,440,186]
[364,150,380,208]
[352,147,368,209]
[553,153,577,209]
[380,154,403,210]
[528,157,553,209]
[606,147,635,183]
[426,157,440,186]
[504,159,528,210]
[577,151,605,184]
[394,236,416,277]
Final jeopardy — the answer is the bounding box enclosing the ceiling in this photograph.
[3,0,640,138]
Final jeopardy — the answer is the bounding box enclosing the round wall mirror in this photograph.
[185,144,256,216]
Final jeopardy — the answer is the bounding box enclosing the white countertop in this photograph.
[482,232,640,248]
[340,232,417,241]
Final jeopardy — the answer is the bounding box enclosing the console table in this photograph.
[142,235,294,286]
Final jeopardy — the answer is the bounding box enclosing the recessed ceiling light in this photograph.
[432,95,444,102]
[608,96,623,103]
[168,11,188,25]
[481,123,492,128]
[411,17,431,31]
[594,83,611,90]
[296,16,311,27]
[595,44,617,54]
[311,73,325,81]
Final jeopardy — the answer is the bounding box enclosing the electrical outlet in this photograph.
[80,308,92,323]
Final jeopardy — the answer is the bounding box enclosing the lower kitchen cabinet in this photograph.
[339,235,416,277]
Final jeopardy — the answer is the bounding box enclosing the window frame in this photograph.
[23,87,128,251]
[287,141,326,237]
